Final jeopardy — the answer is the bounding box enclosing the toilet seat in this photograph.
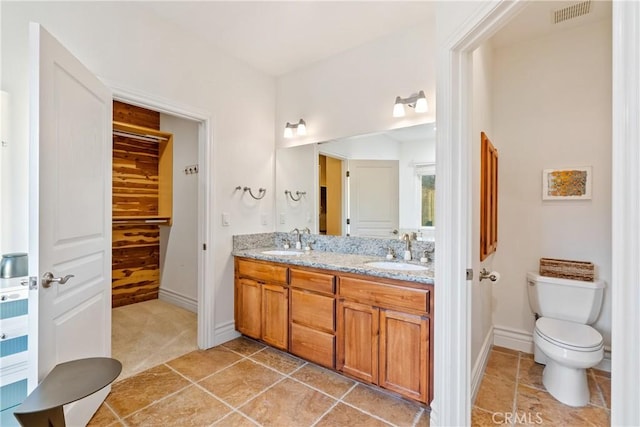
[535,317,603,352]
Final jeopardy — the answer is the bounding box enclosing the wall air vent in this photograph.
[553,1,591,24]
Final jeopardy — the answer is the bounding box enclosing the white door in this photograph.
[348,160,399,237]
[28,23,112,425]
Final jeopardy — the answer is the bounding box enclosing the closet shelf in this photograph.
[112,216,172,225]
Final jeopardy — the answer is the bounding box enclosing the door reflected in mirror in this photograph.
[276,123,436,239]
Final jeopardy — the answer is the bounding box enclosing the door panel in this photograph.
[348,160,399,237]
[29,23,112,425]
[261,284,288,350]
[236,278,261,339]
[337,299,378,384]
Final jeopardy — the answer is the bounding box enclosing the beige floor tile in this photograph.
[291,363,356,398]
[213,411,259,426]
[515,384,610,426]
[518,357,545,391]
[239,378,336,426]
[315,403,390,427]
[106,364,191,418]
[87,403,120,426]
[472,406,500,427]
[112,299,197,380]
[492,346,521,357]
[474,374,516,414]
[342,384,423,427]
[415,409,430,427]
[124,385,231,426]
[484,350,519,382]
[249,347,305,374]
[593,375,611,409]
[222,336,266,356]
[591,368,611,379]
[199,359,284,407]
[587,371,606,408]
[167,347,242,381]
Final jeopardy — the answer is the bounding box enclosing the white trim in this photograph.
[432,2,527,426]
[471,326,494,402]
[104,80,216,351]
[493,325,534,354]
[611,2,640,424]
[158,288,197,313]
[213,320,240,346]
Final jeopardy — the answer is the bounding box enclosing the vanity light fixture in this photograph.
[284,119,307,138]
[393,90,428,117]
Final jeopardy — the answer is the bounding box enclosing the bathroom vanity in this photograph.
[233,249,434,405]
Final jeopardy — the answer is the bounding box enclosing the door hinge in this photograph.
[466,269,473,280]
[346,218,350,225]
[203,243,207,250]
[346,171,350,178]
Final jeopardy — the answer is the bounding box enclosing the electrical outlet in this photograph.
[280,213,286,224]
[261,213,269,226]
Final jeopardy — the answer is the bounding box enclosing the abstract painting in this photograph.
[542,167,592,200]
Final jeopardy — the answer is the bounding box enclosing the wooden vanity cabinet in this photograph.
[235,258,289,350]
[289,268,336,369]
[337,275,432,404]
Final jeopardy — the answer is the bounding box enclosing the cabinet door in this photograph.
[379,309,429,403]
[236,278,262,339]
[336,299,379,384]
[262,284,289,350]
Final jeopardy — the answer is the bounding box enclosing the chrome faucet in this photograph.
[401,233,412,260]
[291,228,302,249]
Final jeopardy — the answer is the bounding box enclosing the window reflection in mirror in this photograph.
[275,123,436,239]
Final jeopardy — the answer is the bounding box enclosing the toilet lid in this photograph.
[536,317,603,350]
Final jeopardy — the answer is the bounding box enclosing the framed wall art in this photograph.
[542,166,592,200]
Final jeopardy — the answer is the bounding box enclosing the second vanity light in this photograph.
[393,90,428,117]
[284,119,307,138]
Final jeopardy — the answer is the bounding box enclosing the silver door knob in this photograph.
[42,272,74,288]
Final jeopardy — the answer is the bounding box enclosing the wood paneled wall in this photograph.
[112,102,162,308]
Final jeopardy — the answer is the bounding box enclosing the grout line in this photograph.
[411,407,425,427]
[511,353,521,427]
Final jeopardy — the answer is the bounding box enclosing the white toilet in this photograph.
[526,272,605,407]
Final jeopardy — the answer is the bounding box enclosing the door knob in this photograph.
[42,272,75,288]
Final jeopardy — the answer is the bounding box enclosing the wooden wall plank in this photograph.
[113,100,160,130]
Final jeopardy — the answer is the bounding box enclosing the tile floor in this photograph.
[473,346,611,426]
[89,336,430,426]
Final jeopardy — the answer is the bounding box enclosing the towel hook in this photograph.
[285,190,306,202]
[236,186,266,200]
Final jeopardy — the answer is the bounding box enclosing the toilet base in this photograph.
[542,360,589,407]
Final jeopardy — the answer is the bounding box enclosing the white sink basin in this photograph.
[261,250,303,256]
[364,261,429,272]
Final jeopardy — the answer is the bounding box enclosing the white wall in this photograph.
[1,2,276,344]
[471,42,495,386]
[491,19,612,349]
[276,23,436,148]
[159,114,198,311]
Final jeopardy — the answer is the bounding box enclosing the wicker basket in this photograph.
[539,258,595,282]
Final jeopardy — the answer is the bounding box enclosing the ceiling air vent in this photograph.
[553,1,591,24]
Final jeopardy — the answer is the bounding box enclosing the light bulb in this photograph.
[297,119,306,136]
[284,123,293,138]
[415,91,428,113]
[393,97,405,117]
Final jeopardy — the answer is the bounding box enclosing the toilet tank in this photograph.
[526,272,605,324]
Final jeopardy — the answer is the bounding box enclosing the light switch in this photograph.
[222,212,230,226]
[279,213,286,224]
[261,213,269,226]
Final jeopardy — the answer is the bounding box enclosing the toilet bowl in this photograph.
[533,317,603,407]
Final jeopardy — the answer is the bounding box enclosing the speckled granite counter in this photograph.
[232,247,434,285]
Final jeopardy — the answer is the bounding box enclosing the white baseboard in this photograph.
[493,325,534,354]
[213,320,240,346]
[471,326,494,402]
[158,288,197,313]
[493,325,611,373]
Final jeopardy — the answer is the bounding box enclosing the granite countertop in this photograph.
[232,247,434,285]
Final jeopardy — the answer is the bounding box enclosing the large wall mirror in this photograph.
[275,123,436,239]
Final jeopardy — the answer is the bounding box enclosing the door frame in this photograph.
[434,1,634,426]
[106,81,215,350]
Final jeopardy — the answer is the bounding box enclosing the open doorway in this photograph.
[110,101,203,379]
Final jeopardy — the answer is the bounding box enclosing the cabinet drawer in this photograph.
[290,323,335,369]
[290,269,335,294]
[237,259,288,284]
[339,277,430,314]
[291,289,335,333]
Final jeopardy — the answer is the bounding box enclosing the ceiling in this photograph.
[140,1,611,78]
[140,1,436,77]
